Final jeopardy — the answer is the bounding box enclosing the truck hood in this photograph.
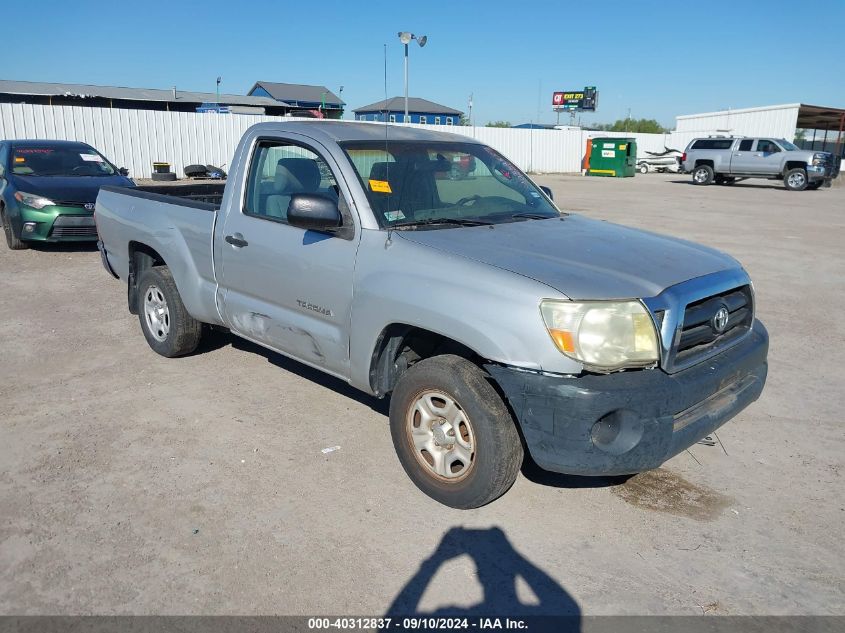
[10,174,135,204]
[397,214,739,300]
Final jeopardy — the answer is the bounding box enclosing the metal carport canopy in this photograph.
[796,104,845,130]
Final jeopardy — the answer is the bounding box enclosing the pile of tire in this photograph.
[184,164,227,180]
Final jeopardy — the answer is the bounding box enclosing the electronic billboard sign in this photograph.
[552,86,598,112]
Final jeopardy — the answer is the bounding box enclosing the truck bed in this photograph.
[95,185,223,326]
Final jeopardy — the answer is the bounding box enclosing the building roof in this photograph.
[676,102,845,134]
[354,97,463,116]
[676,103,803,120]
[249,81,344,106]
[0,79,281,107]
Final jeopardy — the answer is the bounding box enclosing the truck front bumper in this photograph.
[486,319,768,476]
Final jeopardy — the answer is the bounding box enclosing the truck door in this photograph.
[751,139,785,174]
[216,136,359,378]
[729,139,756,173]
[731,139,782,174]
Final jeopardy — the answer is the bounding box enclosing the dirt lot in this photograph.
[1,173,843,616]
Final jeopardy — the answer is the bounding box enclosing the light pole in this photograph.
[397,31,427,122]
[216,76,221,105]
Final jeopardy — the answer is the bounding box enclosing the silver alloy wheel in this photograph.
[407,389,476,482]
[693,168,709,183]
[788,172,806,188]
[143,284,170,342]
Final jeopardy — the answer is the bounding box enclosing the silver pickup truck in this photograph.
[681,136,841,190]
[95,121,769,508]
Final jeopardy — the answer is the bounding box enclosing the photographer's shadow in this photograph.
[385,526,580,631]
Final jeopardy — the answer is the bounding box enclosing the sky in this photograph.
[5,0,844,128]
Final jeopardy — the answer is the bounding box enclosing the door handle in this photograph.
[225,234,248,248]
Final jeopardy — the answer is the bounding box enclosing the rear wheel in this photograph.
[692,164,714,185]
[137,266,202,357]
[1,206,27,250]
[784,168,808,191]
[638,163,649,174]
[389,354,523,509]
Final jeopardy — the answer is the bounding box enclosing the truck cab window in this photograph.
[244,142,340,223]
[738,139,753,151]
[756,140,779,153]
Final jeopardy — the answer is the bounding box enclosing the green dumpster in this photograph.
[587,137,637,177]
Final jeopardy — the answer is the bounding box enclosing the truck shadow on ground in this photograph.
[519,456,631,489]
[200,329,632,488]
[385,526,580,631]
[667,179,794,191]
[204,329,390,415]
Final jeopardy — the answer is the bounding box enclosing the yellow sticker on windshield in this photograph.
[369,179,392,194]
[14,157,25,163]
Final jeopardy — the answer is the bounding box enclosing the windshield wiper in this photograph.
[392,217,493,229]
[510,212,556,220]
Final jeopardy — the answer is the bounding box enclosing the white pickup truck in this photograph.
[95,121,769,508]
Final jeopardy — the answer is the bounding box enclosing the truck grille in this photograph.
[673,285,753,366]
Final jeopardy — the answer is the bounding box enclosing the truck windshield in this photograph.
[10,146,117,177]
[341,141,560,229]
[777,139,799,151]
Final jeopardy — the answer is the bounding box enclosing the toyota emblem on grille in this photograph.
[712,306,730,333]
[84,203,95,211]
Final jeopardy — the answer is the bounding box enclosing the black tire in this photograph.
[137,266,202,357]
[151,172,178,182]
[638,163,649,174]
[1,205,27,250]
[806,181,823,190]
[691,164,714,185]
[783,168,808,191]
[389,354,523,509]
[184,164,210,178]
[206,165,227,179]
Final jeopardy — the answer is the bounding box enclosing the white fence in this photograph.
[0,102,687,177]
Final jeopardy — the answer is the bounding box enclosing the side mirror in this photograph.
[119,167,130,176]
[540,185,554,200]
[287,194,342,233]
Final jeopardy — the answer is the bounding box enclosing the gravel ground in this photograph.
[0,173,842,616]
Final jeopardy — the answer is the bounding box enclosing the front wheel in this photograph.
[784,168,808,191]
[137,266,202,357]
[389,354,523,509]
[638,163,649,174]
[692,164,714,185]
[1,206,27,250]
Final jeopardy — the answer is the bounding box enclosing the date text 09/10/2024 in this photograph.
[307,617,529,630]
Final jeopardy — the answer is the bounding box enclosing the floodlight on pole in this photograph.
[397,31,427,122]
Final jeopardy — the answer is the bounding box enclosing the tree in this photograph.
[486,121,512,128]
[589,118,669,133]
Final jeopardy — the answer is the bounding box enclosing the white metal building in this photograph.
[673,103,845,156]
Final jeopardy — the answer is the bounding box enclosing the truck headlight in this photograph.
[14,191,56,210]
[540,299,659,371]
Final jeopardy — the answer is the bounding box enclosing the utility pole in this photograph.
[468,93,473,126]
